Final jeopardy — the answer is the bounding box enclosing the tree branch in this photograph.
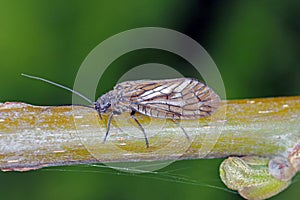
[0,96,299,199]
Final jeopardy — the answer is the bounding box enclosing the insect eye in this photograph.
[105,103,111,108]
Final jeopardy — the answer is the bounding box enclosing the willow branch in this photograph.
[0,96,299,172]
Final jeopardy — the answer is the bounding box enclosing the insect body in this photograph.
[22,74,220,148]
[96,78,220,118]
[95,78,221,147]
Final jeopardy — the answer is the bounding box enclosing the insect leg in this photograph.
[172,119,190,141]
[103,112,114,143]
[130,111,149,148]
[96,110,103,120]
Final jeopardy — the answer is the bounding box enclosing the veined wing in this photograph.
[117,78,221,119]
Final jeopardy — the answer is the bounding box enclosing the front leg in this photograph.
[103,112,114,143]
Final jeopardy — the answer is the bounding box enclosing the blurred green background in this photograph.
[1,0,300,199]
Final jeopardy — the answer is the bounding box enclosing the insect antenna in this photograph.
[21,73,95,105]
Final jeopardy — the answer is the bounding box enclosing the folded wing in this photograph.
[117,78,221,119]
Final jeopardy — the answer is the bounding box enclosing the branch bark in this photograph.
[1,96,299,171]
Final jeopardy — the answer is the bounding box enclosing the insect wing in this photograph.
[117,78,220,119]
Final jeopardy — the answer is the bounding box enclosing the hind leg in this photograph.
[172,119,190,141]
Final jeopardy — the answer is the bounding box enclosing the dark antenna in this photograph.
[21,73,94,105]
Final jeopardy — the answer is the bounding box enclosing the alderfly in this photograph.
[22,74,221,148]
